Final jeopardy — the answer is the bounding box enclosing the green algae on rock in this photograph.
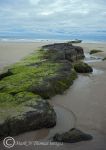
[29,66,77,99]
[0,62,61,95]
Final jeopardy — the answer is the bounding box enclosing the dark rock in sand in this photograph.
[53,128,93,143]
[74,62,93,73]
[89,49,103,55]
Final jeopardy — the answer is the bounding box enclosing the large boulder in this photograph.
[53,128,93,143]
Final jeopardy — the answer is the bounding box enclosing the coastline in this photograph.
[0,41,106,149]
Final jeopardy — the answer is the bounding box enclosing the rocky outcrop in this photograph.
[0,42,85,139]
[0,95,56,139]
[52,128,93,143]
[42,43,84,62]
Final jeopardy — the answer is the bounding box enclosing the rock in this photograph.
[29,62,77,99]
[89,49,103,55]
[7,101,56,136]
[0,93,56,139]
[53,128,93,143]
[42,43,84,62]
[74,62,93,73]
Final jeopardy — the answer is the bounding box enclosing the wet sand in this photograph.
[0,42,106,150]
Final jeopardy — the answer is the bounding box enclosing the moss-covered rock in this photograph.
[89,49,103,55]
[74,62,93,73]
[0,92,56,139]
[28,61,77,99]
[53,128,93,143]
[0,62,61,95]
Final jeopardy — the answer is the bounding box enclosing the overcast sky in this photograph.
[0,0,106,40]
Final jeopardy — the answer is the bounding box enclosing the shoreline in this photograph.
[0,39,106,43]
[0,41,106,149]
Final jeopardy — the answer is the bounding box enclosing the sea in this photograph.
[0,34,106,43]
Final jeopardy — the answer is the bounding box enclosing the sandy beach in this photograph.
[0,41,53,71]
[0,42,106,150]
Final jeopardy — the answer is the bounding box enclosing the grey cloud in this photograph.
[0,0,106,37]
